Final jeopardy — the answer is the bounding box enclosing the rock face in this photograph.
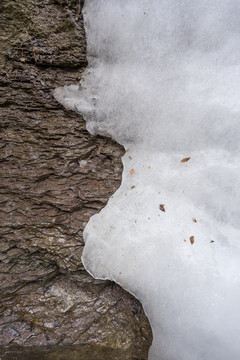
[0,0,152,358]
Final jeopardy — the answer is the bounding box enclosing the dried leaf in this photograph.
[184,239,187,242]
[131,185,135,189]
[181,157,191,163]
[148,166,151,169]
[129,169,135,175]
[159,204,165,212]
[190,236,194,245]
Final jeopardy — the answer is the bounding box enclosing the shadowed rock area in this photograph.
[0,0,152,358]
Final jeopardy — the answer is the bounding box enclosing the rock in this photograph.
[0,0,152,358]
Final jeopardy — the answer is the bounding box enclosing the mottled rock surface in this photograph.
[0,0,152,358]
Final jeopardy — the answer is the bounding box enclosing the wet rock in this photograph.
[0,273,151,357]
[0,0,152,358]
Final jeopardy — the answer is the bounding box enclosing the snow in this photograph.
[54,1,240,359]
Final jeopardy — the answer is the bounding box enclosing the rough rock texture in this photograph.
[0,0,152,358]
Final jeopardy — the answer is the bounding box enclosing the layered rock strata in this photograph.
[0,0,152,358]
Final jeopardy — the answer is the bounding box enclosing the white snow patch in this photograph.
[54,1,240,359]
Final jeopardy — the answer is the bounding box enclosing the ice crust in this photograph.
[54,1,240,359]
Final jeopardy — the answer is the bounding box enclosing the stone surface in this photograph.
[0,0,152,358]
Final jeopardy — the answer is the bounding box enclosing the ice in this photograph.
[54,1,240,359]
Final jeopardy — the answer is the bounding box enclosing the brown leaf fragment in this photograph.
[131,185,135,189]
[184,239,187,242]
[192,218,197,223]
[181,157,191,163]
[190,236,194,245]
[130,169,135,175]
[159,204,165,212]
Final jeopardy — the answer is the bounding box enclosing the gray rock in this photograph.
[0,0,152,358]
